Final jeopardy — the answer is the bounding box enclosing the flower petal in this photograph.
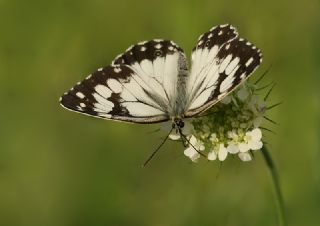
[218,144,228,161]
[189,135,197,145]
[249,128,262,141]
[227,143,239,154]
[238,152,252,161]
[184,147,200,162]
[238,143,249,153]
[248,140,263,150]
[208,150,217,161]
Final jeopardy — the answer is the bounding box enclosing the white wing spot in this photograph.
[80,103,86,108]
[170,41,178,47]
[114,67,122,73]
[107,79,122,93]
[155,43,162,49]
[125,45,134,51]
[168,46,174,51]
[218,30,223,35]
[121,102,164,117]
[97,113,112,118]
[98,68,103,72]
[86,74,92,80]
[93,94,114,108]
[219,54,233,73]
[138,41,147,45]
[94,84,112,98]
[208,33,213,38]
[140,46,147,51]
[198,40,203,46]
[220,24,228,28]
[226,57,240,75]
[225,44,230,50]
[76,92,85,99]
[245,57,254,67]
[94,102,113,112]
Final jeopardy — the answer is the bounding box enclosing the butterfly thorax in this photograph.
[172,117,185,131]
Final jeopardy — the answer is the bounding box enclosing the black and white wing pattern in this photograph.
[60,40,186,123]
[185,24,262,117]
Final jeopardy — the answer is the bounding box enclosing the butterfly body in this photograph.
[60,24,262,126]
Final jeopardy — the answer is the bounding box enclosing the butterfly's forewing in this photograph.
[60,40,186,123]
[185,24,262,117]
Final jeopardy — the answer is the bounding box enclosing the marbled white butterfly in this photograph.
[60,24,262,163]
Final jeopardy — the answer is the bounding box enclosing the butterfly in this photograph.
[60,24,262,164]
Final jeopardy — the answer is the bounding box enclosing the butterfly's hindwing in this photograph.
[60,39,187,123]
[185,30,262,117]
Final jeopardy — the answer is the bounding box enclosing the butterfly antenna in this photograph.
[142,127,173,167]
[179,131,207,158]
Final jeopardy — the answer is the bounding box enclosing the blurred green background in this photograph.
[1,0,319,225]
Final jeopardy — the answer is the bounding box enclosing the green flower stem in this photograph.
[261,146,287,226]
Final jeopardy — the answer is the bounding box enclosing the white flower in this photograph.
[237,128,263,152]
[163,80,269,163]
[238,152,252,161]
[227,141,240,154]
[218,144,228,161]
[184,136,205,162]
[208,143,228,161]
[245,128,263,150]
[208,150,217,160]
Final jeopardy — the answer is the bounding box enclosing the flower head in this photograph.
[167,82,269,163]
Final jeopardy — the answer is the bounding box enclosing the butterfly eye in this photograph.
[205,40,211,47]
[178,120,184,128]
[154,50,162,57]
